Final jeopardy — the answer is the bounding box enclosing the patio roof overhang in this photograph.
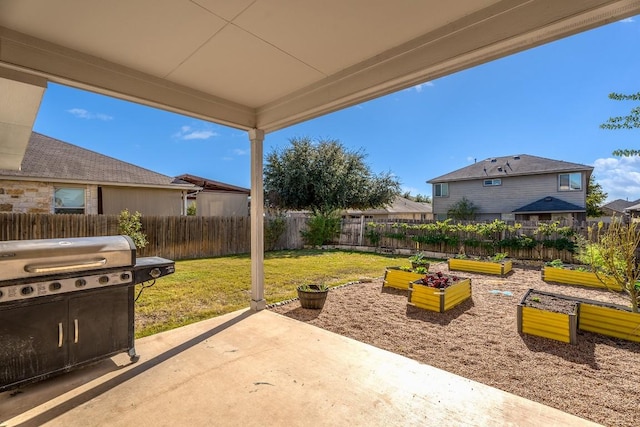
[1,0,639,309]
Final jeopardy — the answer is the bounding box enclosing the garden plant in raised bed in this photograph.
[577,219,640,342]
[541,258,621,291]
[408,271,472,312]
[448,252,513,276]
[517,289,578,344]
[383,264,429,290]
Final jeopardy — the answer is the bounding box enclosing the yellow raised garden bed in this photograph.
[517,289,578,344]
[579,302,640,343]
[448,258,512,276]
[541,267,621,291]
[408,277,472,312]
[382,267,424,290]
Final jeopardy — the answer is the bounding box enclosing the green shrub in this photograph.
[301,211,341,246]
[264,215,287,251]
[118,209,148,249]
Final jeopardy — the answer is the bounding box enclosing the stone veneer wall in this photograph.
[0,180,98,214]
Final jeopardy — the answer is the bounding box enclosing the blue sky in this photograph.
[33,16,639,203]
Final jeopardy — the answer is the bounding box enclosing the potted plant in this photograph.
[296,284,329,309]
[408,271,472,312]
[517,289,578,344]
[448,252,512,276]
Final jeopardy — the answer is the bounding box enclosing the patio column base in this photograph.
[250,299,266,311]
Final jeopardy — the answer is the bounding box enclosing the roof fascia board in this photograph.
[0,27,256,131]
[257,0,640,132]
[429,167,595,183]
[0,175,198,190]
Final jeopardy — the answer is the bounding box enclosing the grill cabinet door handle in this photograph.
[24,258,107,274]
[58,322,63,348]
[74,319,79,343]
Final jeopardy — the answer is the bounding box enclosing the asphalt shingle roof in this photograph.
[602,198,640,213]
[428,154,593,183]
[512,196,584,213]
[176,174,249,194]
[0,132,195,189]
[345,196,432,215]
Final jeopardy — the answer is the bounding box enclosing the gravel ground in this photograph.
[269,262,640,427]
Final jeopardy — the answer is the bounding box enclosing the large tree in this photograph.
[586,175,608,218]
[264,137,400,215]
[600,91,640,156]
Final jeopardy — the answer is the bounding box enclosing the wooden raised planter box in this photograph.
[541,267,621,291]
[448,258,512,276]
[383,267,425,290]
[578,301,640,343]
[408,277,472,313]
[517,289,578,344]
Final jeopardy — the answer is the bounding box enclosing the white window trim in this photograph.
[434,183,449,198]
[483,178,502,187]
[54,187,86,214]
[558,172,582,191]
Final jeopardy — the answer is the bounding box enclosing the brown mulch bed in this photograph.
[269,261,640,427]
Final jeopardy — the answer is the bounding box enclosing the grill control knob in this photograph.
[21,286,34,296]
[50,282,62,291]
[0,289,3,298]
[150,268,162,279]
[75,279,87,288]
[99,276,109,285]
[120,273,131,281]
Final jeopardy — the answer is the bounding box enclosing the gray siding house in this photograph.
[0,132,198,215]
[428,154,593,222]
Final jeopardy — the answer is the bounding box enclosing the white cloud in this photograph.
[404,82,434,93]
[233,149,249,156]
[66,108,113,121]
[620,17,635,23]
[593,156,640,202]
[173,125,218,140]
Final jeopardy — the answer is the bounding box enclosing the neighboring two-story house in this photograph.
[0,132,198,215]
[428,154,593,222]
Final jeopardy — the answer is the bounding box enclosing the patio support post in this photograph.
[249,128,266,311]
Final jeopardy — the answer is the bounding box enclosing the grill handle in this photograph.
[58,322,63,348]
[74,319,79,343]
[24,258,107,274]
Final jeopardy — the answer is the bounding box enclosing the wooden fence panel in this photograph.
[0,213,618,263]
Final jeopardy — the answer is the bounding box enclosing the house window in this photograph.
[558,173,582,191]
[483,179,502,187]
[434,183,448,197]
[54,187,85,214]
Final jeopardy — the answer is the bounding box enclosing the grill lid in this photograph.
[0,236,136,282]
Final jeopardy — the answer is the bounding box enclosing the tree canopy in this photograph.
[600,91,640,156]
[264,137,400,215]
[586,175,607,218]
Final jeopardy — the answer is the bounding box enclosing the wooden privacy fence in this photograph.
[0,213,617,263]
[0,213,253,260]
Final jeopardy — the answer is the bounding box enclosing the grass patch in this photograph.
[134,249,427,338]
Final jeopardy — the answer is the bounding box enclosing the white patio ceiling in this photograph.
[1,0,639,136]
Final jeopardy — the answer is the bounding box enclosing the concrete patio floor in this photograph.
[0,309,600,427]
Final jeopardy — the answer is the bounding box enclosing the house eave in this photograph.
[0,175,199,191]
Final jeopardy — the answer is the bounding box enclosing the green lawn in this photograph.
[134,249,420,337]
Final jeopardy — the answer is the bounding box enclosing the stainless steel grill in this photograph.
[0,236,175,392]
